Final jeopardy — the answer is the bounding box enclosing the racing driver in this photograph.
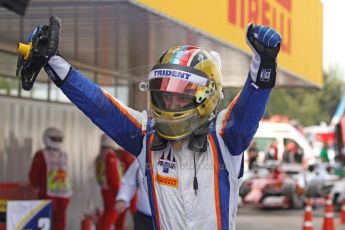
[25,20,281,229]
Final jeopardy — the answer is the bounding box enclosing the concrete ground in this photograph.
[121,205,344,230]
[236,206,343,230]
[119,204,345,230]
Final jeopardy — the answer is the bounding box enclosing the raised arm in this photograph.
[45,56,146,156]
[17,18,146,156]
[217,23,282,155]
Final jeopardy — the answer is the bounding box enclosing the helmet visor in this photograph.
[49,136,63,142]
[151,91,195,111]
[149,78,209,106]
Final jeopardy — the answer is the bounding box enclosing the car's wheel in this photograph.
[305,182,319,197]
[290,187,304,209]
[282,184,304,209]
[239,183,251,198]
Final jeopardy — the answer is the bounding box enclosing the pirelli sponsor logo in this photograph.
[156,173,178,188]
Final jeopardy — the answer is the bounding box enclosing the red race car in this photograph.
[240,162,305,209]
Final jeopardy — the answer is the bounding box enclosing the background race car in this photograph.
[304,162,340,199]
[240,162,305,209]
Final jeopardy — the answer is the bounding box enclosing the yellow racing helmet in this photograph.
[148,45,223,140]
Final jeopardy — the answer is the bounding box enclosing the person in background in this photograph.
[319,142,330,163]
[283,141,303,163]
[335,150,345,166]
[334,149,345,177]
[247,140,258,170]
[116,160,153,230]
[95,134,136,230]
[29,127,72,230]
[265,139,278,161]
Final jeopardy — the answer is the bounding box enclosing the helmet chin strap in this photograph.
[151,132,167,151]
[187,120,211,153]
[188,134,208,153]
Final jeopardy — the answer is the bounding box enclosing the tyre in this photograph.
[282,184,304,209]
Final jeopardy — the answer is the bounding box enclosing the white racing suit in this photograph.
[45,55,271,230]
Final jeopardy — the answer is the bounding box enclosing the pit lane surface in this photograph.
[236,206,342,230]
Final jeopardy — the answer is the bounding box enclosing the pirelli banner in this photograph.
[136,0,323,87]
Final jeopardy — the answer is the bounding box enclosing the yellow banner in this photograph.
[136,0,323,87]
